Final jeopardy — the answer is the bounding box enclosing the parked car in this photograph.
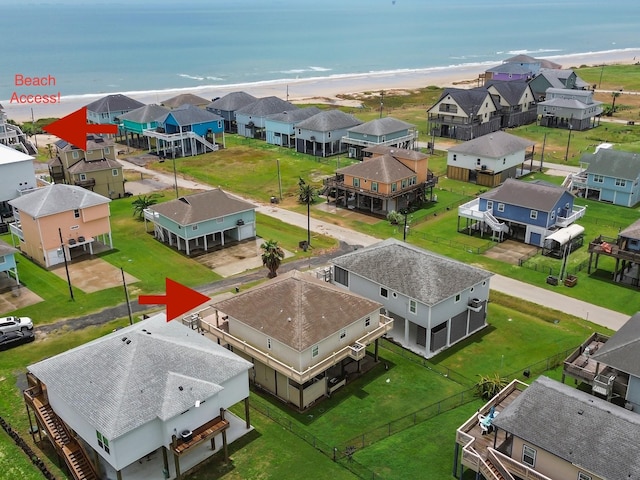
[0,330,35,351]
[0,316,33,333]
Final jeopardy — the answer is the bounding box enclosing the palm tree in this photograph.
[261,240,285,278]
[131,193,162,219]
[298,178,316,248]
[611,90,621,113]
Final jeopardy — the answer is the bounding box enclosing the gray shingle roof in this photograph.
[0,238,18,256]
[480,178,571,212]
[295,109,362,132]
[591,312,640,377]
[485,80,531,106]
[337,154,415,183]
[28,314,252,439]
[332,239,492,306]
[347,117,415,136]
[486,64,533,75]
[161,93,210,109]
[55,134,114,152]
[117,104,170,123]
[149,189,255,226]
[67,158,122,174]
[266,107,322,123]
[213,270,382,351]
[206,91,257,111]
[9,184,110,218]
[235,96,297,116]
[502,54,539,64]
[620,219,640,240]
[448,131,534,158]
[580,149,640,181]
[431,88,497,116]
[157,104,222,126]
[85,94,145,114]
[492,376,640,479]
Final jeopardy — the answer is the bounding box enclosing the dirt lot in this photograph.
[50,258,139,294]
[484,240,538,265]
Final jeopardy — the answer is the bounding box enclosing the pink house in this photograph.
[8,184,112,268]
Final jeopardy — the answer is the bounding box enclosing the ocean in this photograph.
[2,0,639,101]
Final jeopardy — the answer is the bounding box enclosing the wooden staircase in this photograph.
[25,387,99,480]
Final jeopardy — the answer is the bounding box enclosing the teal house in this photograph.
[116,104,170,149]
[144,189,256,256]
[0,238,19,287]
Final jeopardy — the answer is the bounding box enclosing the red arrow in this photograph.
[43,106,118,150]
[139,278,210,321]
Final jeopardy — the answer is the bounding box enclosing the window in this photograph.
[380,287,388,298]
[577,473,591,480]
[192,225,198,231]
[364,317,371,327]
[334,266,349,286]
[455,294,461,302]
[72,151,79,159]
[550,210,555,220]
[530,210,538,220]
[0,255,5,264]
[339,329,346,340]
[409,300,417,314]
[486,200,493,210]
[476,158,481,166]
[522,445,536,467]
[312,345,319,357]
[371,182,378,192]
[267,338,272,349]
[391,183,397,192]
[401,179,407,188]
[87,150,93,155]
[503,158,506,165]
[615,178,627,187]
[453,154,457,161]
[353,177,360,187]
[96,431,110,454]
[79,174,86,181]
[105,147,110,154]
[112,169,119,176]
[497,203,505,212]
[73,209,80,218]
[216,217,224,223]
[593,174,604,183]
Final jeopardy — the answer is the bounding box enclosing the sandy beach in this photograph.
[4,48,640,124]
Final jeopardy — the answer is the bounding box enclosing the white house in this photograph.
[447,131,535,187]
[331,239,493,359]
[198,270,393,410]
[25,314,252,480]
[0,143,36,214]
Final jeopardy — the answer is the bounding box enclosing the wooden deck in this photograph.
[173,416,229,455]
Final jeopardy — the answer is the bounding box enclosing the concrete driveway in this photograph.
[50,258,139,294]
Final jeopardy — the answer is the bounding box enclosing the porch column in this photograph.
[204,234,208,252]
[220,408,229,463]
[404,317,410,345]
[374,338,379,362]
[244,397,251,429]
[116,470,122,480]
[172,435,181,480]
[186,236,190,256]
[299,384,304,409]
[162,447,169,477]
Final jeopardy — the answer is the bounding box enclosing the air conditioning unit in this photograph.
[468,298,482,308]
[236,219,245,226]
[481,165,487,171]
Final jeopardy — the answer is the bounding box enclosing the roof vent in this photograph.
[179,386,184,391]
[577,409,584,415]
[122,337,127,342]
[147,331,152,335]
[126,340,131,345]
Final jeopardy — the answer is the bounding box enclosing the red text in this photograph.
[10,92,61,104]
[15,74,57,87]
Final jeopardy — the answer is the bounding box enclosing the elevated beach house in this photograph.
[324,145,436,214]
[49,135,125,199]
[484,80,537,128]
[160,93,209,109]
[145,104,224,157]
[116,104,170,149]
[454,376,640,480]
[0,238,20,288]
[206,91,257,133]
[264,107,321,148]
[9,184,113,268]
[24,314,253,480]
[235,96,297,140]
[194,270,392,410]
[570,149,640,206]
[331,239,492,359]
[457,179,586,246]
[587,218,640,287]
[85,94,145,138]
[446,130,535,187]
[0,143,36,218]
[427,88,501,141]
[0,103,36,154]
[537,88,603,131]
[294,109,362,157]
[144,189,256,256]
[528,68,588,101]
[341,117,418,160]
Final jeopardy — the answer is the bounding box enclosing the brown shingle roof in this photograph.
[213,270,382,351]
[67,158,122,174]
[161,93,210,109]
[619,219,640,240]
[337,155,415,183]
[149,189,255,226]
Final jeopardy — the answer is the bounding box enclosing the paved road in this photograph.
[119,158,628,331]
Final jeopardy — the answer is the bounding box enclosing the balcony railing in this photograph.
[555,205,586,228]
[341,131,418,148]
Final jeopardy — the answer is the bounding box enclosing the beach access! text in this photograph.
[10,74,61,104]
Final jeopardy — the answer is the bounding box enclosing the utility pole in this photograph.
[540,133,546,171]
[277,159,283,201]
[172,147,178,198]
[121,267,133,325]
[58,228,74,301]
[564,123,573,162]
[379,91,384,119]
[598,63,605,89]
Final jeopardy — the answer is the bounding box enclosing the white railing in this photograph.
[483,210,509,233]
[9,222,23,241]
[458,198,485,220]
[556,205,586,228]
[341,131,418,148]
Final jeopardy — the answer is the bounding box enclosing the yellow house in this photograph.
[8,184,112,268]
[48,135,125,199]
[324,146,437,214]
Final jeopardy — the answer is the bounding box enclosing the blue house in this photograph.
[116,104,170,149]
[264,107,321,147]
[145,189,256,256]
[572,149,640,207]
[236,97,297,140]
[341,117,418,160]
[145,105,224,157]
[0,238,19,288]
[206,91,257,133]
[458,179,586,246]
[294,109,362,157]
[85,94,145,139]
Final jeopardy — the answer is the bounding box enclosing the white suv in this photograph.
[0,316,34,333]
